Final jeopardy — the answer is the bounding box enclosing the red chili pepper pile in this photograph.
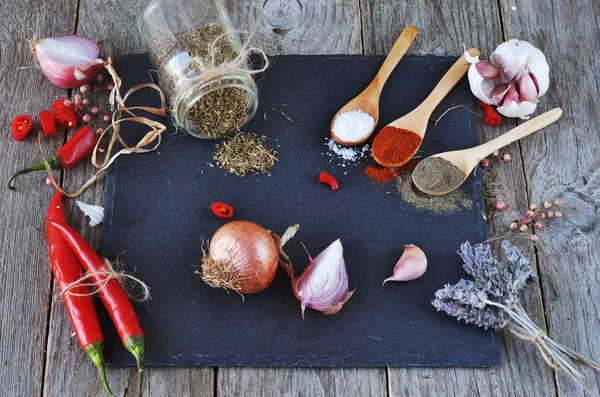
[47,191,144,396]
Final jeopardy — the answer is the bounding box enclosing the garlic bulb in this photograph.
[467,39,550,119]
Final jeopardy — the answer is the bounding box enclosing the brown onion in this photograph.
[200,221,279,295]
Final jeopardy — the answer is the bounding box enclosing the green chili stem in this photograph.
[7,155,61,190]
[85,342,116,397]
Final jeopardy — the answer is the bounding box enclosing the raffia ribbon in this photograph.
[61,258,150,302]
[42,56,168,197]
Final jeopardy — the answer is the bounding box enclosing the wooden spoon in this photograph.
[372,48,480,167]
[330,25,419,146]
[413,108,563,195]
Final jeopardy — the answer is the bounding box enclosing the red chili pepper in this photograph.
[49,219,145,393]
[39,109,56,136]
[52,99,79,128]
[54,108,79,129]
[8,125,97,189]
[46,191,115,397]
[478,101,503,126]
[211,202,234,219]
[11,115,33,141]
[319,171,339,190]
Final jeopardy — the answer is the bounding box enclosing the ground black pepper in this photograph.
[412,157,465,193]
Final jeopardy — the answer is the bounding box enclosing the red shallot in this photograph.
[279,237,354,319]
[199,221,279,295]
[33,35,104,89]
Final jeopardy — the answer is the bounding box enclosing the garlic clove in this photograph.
[518,72,539,102]
[468,64,505,105]
[490,84,510,105]
[501,82,520,106]
[293,239,354,318]
[497,100,538,119]
[382,244,427,285]
[475,61,502,79]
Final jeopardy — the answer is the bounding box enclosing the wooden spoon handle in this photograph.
[469,108,563,162]
[417,48,480,114]
[370,26,419,93]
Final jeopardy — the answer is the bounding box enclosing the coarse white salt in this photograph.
[323,138,370,167]
[332,109,375,143]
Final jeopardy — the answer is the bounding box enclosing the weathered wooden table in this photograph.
[2,0,598,396]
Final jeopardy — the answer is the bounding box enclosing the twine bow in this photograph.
[61,258,150,302]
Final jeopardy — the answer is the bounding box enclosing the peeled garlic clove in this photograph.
[293,239,355,318]
[518,72,539,102]
[475,61,502,79]
[490,84,510,105]
[497,101,538,119]
[501,82,520,106]
[382,244,427,285]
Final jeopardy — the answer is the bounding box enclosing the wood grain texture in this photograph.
[499,0,600,395]
[217,367,387,397]
[40,0,214,396]
[361,0,558,395]
[216,1,387,396]
[0,1,75,396]
[222,0,363,55]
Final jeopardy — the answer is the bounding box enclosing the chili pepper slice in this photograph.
[211,202,234,219]
[319,171,339,191]
[52,99,79,128]
[39,109,56,136]
[478,100,503,126]
[7,126,97,189]
[11,115,33,141]
[46,191,114,397]
[53,107,79,129]
[49,220,145,393]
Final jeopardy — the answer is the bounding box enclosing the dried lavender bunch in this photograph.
[432,241,600,387]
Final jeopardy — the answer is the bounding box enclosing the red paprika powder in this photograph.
[372,126,422,166]
[364,160,419,183]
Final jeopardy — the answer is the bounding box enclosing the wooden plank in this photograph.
[498,0,600,395]
[217,367,387,397]
[0,1,76,396]
[222,0,363,55]
[360,0,558,395]
[41,1,214,396]
[216,1,388,396]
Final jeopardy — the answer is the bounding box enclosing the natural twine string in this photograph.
[485,300,600,388]
[41,56,168,197]
[61,258,150,302]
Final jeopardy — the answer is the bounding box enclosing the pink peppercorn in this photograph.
[82,114,92,122]
[495,201,506,211]
[103,114,111,122]
[91,107,99,115]
[480,158,489,168]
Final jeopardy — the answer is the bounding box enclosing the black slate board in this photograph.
[99,54,499,367]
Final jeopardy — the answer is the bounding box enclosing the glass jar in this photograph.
[139,0,258,139]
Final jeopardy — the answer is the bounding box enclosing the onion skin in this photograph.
[209,221,278,294]
[35,35,104,89]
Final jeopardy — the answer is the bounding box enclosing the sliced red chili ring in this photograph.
[53,108,79,129]
[39,110,56,137]
[211,202,234,219]
[52,99,79,128]
[11,115,33,141]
